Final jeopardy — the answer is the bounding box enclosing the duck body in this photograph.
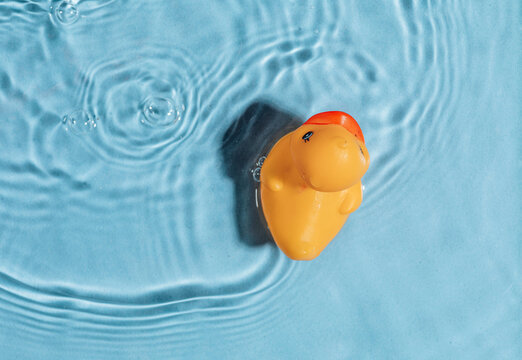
[260,112,370,260]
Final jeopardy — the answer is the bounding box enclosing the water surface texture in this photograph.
[0,1,520,359]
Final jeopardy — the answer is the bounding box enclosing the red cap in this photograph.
[304,111,364,143]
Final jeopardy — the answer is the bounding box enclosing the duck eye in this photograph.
[302,131,313,142]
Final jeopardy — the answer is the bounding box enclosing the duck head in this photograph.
[290,111,370,192]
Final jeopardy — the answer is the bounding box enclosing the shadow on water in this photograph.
[220,101,302,247]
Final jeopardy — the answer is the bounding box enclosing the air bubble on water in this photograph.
[256,156,266,167]
[140,97,182,127]
[62,110,97,134]
[252,167,261,182]
[53,1,80,25]
[251,156,267,182]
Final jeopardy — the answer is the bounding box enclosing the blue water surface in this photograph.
[0,1,520,359]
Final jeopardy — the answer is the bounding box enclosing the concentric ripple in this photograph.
[73,45,202,165]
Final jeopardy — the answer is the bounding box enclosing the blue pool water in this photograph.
[0,1,520,358]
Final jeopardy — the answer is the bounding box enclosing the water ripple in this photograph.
[0,259,296,336]
[360,0,466,212]
[72,44,203,166]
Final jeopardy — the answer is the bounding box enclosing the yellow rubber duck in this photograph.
[260,111,370,260]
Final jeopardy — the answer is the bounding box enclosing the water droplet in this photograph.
[54,1,79,25]
[252,167,261,182]
[141,97,181,127]
[62,110,96,134]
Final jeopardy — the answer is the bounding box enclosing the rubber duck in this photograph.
[260,111,370,260]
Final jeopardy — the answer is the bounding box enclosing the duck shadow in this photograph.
[220,101,302,247]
